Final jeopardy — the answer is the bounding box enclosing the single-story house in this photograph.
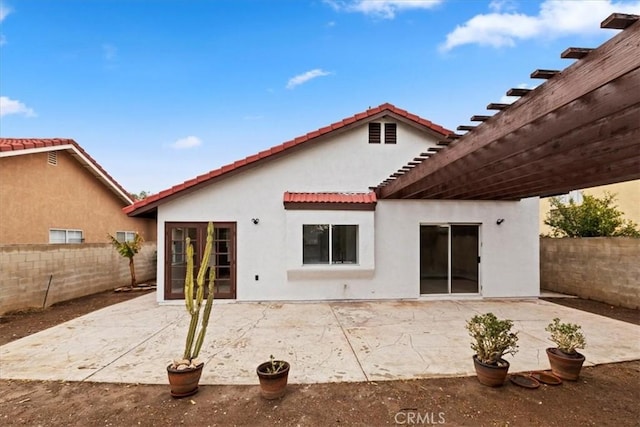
[125,103,539,303]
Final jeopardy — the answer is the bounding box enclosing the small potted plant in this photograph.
[256,355,290,399]
[545,318,586,380]
[167,222,216,398]
[466,312,519,387]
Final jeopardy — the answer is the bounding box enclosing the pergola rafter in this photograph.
[376,13,640,201]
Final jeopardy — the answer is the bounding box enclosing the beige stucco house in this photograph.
[0,138,155,244]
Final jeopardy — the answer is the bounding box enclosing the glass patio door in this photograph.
[420,224,480,295]
[165,222,236,300]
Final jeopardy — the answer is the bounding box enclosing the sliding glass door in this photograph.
[420,224,480,295]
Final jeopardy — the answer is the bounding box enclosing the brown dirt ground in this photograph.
[1,292,639,426]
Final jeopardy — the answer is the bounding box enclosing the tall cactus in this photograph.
[182,222,216,361]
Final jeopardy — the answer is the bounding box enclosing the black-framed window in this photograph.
[303,224,358,264]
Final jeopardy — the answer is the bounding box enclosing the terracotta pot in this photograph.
[546,348,585,381]
[256,360,290,399]
[473,355,510,387]
[167,362,204,398]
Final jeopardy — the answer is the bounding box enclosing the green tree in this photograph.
[544,192,640,237]
[108,233,144,287]
[131,191,151,201]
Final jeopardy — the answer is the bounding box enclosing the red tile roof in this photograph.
[125,103,452,216]
[283,192,377,211]
[0,138,134,204]
[283,192,377,204]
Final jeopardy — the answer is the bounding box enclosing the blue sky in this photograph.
[1,0,639,194]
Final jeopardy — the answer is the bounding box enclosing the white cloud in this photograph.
[0,96,36,117]
[102,43,118,61]
[1,1,12,45]
[441,0,640,51]
[0,2,11,21]
[286,69,332,89]
[170,136,202,150]
[489,0,517,13]
[324,0,442,19]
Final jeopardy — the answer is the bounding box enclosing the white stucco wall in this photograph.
[156,120,540,302]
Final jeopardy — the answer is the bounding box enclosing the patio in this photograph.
[1,293,638,385]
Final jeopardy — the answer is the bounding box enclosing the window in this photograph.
[368,122,381,144]
[116,231,137,242]
[49,229,83,244]
[303,224,358,264]
[384,123,397,144]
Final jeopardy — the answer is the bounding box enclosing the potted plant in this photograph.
[167,222,216,398]
[545,318,586,380]
[256,355,290,400]
[466,312,519,387]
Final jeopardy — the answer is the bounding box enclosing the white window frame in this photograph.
[302,224,359,265]
[49,229,84,244]
[116,231,137,243]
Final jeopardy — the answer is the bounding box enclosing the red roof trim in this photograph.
[283,192,378,211]
[124,103,452,216]
[0,138,133,204]
[283,191,377,204]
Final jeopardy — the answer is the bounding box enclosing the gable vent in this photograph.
[47,151,57,165]
[385,123,397,144]
[369,122,381,144]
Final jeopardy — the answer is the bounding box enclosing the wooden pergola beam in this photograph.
[486,103,510,111]
[377,19,640,200]
[561,47,593,59]
[601,13,639,29]
[531,69,560,79]
[506,88,532,97]
[411,77,640,199]
[450,128,640,200]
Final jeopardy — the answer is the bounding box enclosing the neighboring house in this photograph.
[539,180,640,235]
[0,138,155,244]
[126,103,539,303]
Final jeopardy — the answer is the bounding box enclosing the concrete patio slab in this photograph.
[1,293,638,385]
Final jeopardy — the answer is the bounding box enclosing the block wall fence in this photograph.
[2,238,637,313]
[0,242,157,315]
[540,237,640,309]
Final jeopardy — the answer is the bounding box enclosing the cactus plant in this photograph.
[170,222,216,368]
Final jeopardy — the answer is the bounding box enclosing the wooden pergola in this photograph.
[376,13,640,201]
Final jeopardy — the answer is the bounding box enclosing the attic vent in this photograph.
[385,123,397,144]
[368,122,381,144]
[47,151,57,165]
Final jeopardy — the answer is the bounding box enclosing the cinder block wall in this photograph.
[0,242,157,314]
[540,237,640,309]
